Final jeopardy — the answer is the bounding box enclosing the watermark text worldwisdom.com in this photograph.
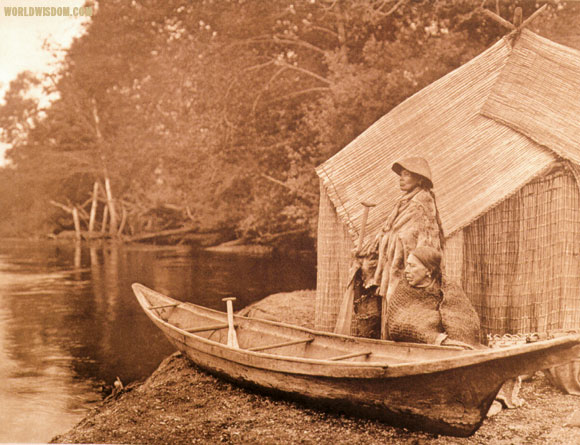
[3,6,93,17]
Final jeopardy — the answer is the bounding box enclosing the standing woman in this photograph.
[355,157,445,339]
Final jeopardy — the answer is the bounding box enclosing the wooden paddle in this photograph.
[334,201,376,335]
[222,297,240,348]
[357,202,376,252]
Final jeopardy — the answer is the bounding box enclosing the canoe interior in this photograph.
[135,283,468,365]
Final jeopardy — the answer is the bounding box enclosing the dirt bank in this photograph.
[52,291,580,445]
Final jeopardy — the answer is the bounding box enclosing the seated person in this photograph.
[386,246,483,349]
[388,246,523,415]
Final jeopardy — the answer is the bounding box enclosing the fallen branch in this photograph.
[273,61,332,85]
[49,200,74,214]
[383,0,406,16]
[50,200,83,241]
[185,206,196,222]
[254,228,309,243]
[126,226,198,243]
[265,87,330,105]
[260,174,317,200]
[252,67,288,114]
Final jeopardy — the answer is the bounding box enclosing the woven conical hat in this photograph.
[392,157,433,188]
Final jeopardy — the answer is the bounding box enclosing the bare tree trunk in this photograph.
[89,181,99,233]
[92,99,118,235]
[101,205,109,234]
[104,177,118,234]
[72,207,82,242]
[74,241,82,281]
[335,2,347,46]
[117,203,127,236]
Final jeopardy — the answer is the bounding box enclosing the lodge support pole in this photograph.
[480,3,547,36]
[513,7,522,28]
[481,8,515,30]
[519,4,547,29]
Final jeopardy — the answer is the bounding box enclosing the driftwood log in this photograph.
[126,226,198,243]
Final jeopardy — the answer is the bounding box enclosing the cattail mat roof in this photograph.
[316,29,580,243]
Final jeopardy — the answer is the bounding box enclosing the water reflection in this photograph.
[0,240,315,443]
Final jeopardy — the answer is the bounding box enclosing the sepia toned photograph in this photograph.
[1,1,580,444]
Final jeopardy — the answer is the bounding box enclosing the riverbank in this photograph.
[47,226,315,256]
[51,291,580,445]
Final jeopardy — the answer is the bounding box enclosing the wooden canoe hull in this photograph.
[133,283,580,436]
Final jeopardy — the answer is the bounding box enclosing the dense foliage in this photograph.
[0,0,577,241]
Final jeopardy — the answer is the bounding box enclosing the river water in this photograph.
[0,240,316,443]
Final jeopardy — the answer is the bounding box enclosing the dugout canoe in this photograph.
[132,283,580,437]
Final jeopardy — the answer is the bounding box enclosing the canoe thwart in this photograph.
[327,351,372,361]
[148,303,179,310]
[183,323,232,333]
[248,337,314,352]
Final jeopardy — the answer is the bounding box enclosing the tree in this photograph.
[0,0,578,242]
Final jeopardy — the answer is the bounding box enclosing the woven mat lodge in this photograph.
[315,29,580,336]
